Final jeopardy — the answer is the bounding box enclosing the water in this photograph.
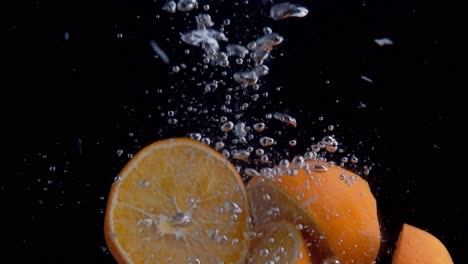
[6,0,457,261]
[29,0,375,262]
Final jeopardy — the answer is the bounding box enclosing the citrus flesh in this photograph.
[247,220,312,264]
[105,138,251,264]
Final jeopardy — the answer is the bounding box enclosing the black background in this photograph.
[3,0,462,263]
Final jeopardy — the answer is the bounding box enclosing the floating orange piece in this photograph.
[392,223,454,264]
[104,138,252,264]
[248,161,381,263]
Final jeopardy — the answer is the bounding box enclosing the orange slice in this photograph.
[247,161,380,264]
[392,223,453,264]
[104,138,252,264]
[247,220,312,264]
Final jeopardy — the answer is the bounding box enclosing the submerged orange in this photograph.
[248,160,381,263]
[392,223,453,264]
[104,138,251,264]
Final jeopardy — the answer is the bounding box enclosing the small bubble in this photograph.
[262,193,271,201]
[221,121,234,132]
[289,139,297,147]
[351,156,359,163]
[168,118,178,125]
[317,141,326,149]
[187,257,201,264]
[201,137,211,145]
[244,168,261,177]
[292,155,305,168]
[260,155,269,163]
[260,167,275,178]
[189,133,202,141]
[224,201,242,213]
[304,151,317,160]
[311,144,320,153]
[263,27,273,34]
[231,149,250,160]
[215,141,225,150]
[363,166,371,176]
[255,148,265,156]
[221,149,230,158]
[162,1,176,13]
[311,165,328,173]
[203,4,209,10]
[260,248,269,257]
[328,125,334,131]
[234,122,247,138]
[279,159,290,169]
[322,136,339,153]
[260,137,275,147]
[253,122,266,132]
[177,0,197,12]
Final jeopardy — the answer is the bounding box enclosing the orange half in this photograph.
[104,138,251,264]
[248,161,380,263]
[392,223,453,264]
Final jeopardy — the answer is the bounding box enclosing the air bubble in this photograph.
[201,137,211,145]
[168,118,178,125]
[263,27,272,34]
[260,137,275,147]
[253,122,266,132]
[221,121,234,132]
[215,141,225,150]
[177,0,197,12]
[231,149,250,160]
[244,168,261,177]
[255,148,265,156]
